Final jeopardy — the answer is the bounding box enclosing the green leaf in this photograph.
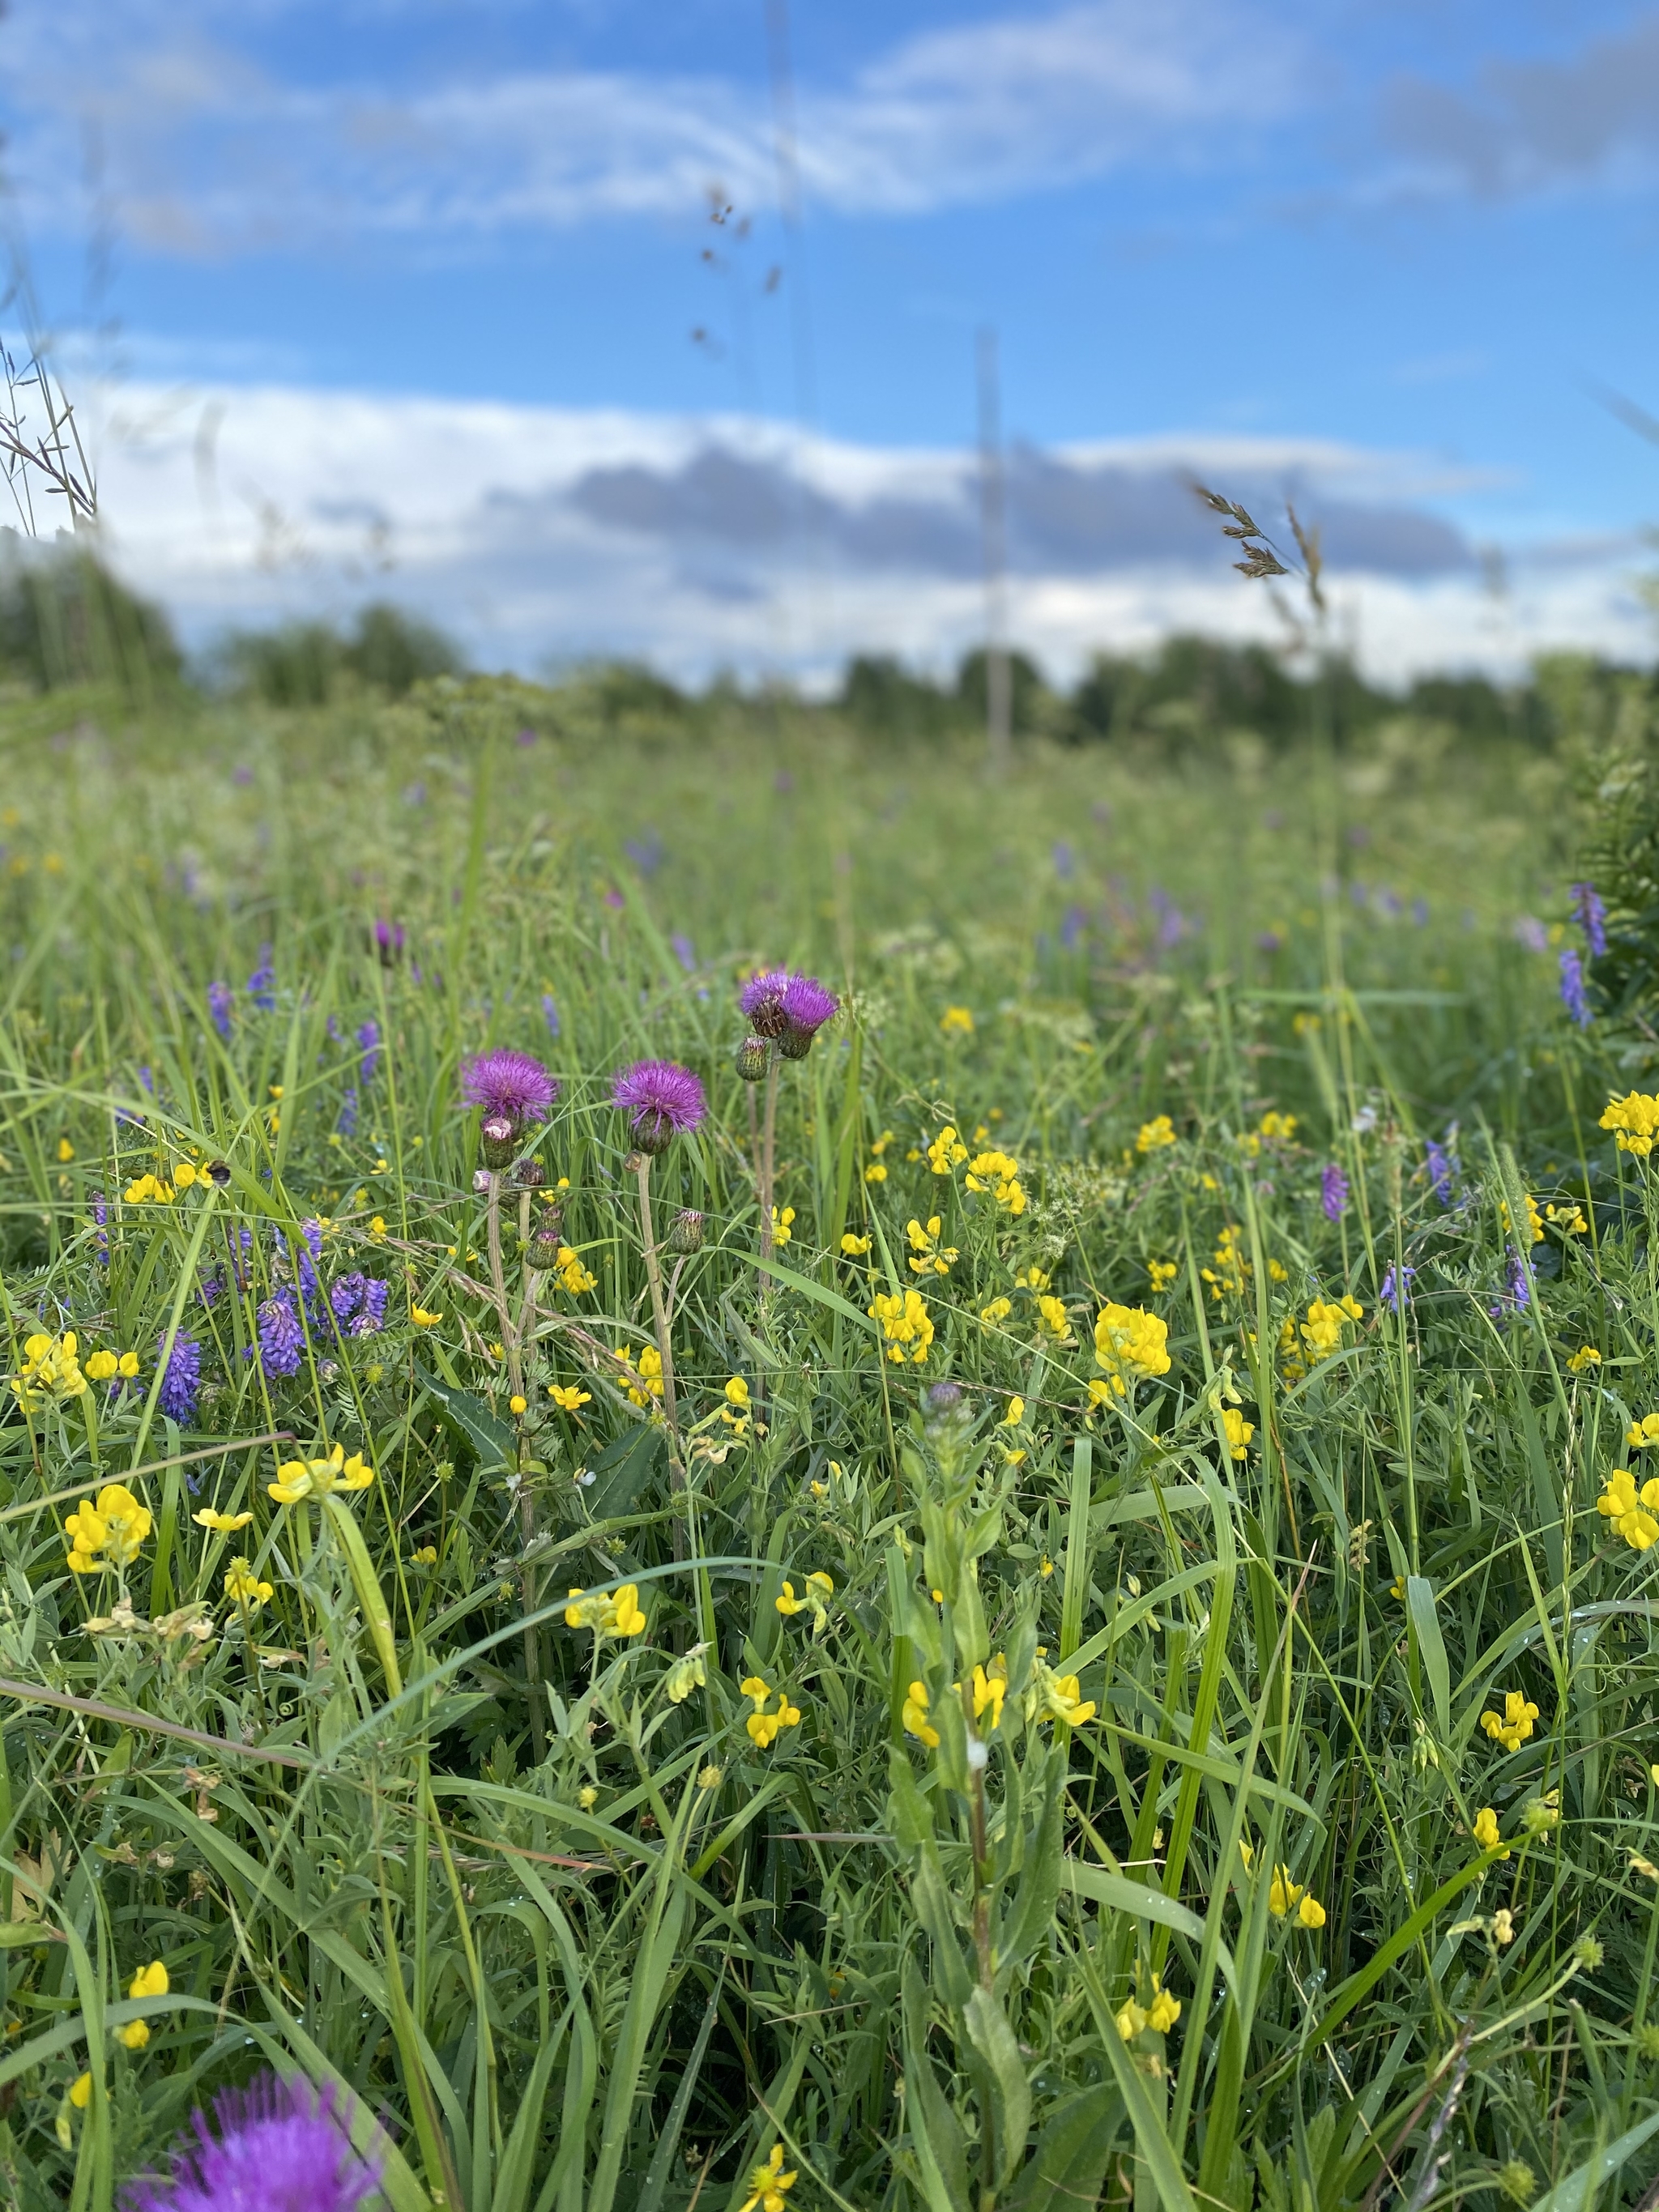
[582,1423,663,1522]
[962,1986,1033,2186]
[1528,2103,1659,2212]
[1405,1575,1451,1740]
[1004,2085,1124,2212]
[418,1366,515,1473]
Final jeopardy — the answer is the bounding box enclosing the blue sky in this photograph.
[8,0,1659,682]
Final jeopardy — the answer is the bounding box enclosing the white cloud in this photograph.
[72,374,1657,690]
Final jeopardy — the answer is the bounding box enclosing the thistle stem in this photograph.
[757,1059,780,1274]
[486,1170,543,1758]
[635,1155,686,1561]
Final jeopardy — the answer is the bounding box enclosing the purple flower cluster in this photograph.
[1425,1139,1456,1206]
[1489,1246,1532,1321]
[328,1274,388,1337]
[258,1292,305,1379]
[157,1332,201,1423]
[1559,947,1592,1029]
[120,2072,382,2212]
[336,1088,360,1139]
[207,981,232,1042]
[461,1049,558,1127]
[740,969,840,1060]
[92,1195,108,1266]
[356,1021,381,1085]
[1380,1265,1414,1314]
[373,918,404,965]
[1320,1163,1348,1222]
[1572,880,1607,957]
[247,946,275,1012]
[612,1059,706,1154]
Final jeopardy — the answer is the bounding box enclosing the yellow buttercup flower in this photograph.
[1598,1468,1659,1550]
[1480,1690,1541,1753]
[549,1384,591,1413]
[267,1443,375,1507]
[740,2144,797,2212]
[1136,1115,1177,1153]
[224,1558,273,1609]
[902,1679,940,1748]
[1093,1302,1171,1395]
[411,1306,442,1328]
[869,1288,934,1365]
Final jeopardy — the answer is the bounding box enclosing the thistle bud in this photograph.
[735,1034,771,1083]
[923,1380,965,1419]
[526,1225,565,1271]
[511,1156,545,1189]
[777,1025,812,1062]
[623,1148,649,1173]
[472,1166,494,1195]
[538,1201,565,1243]
[667,1208,705,1255]
[480,1113,518,1169]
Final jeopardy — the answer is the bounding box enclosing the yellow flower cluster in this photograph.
[1601,1091,1659,1157]
[1598,1468,1659,1550]
[902,1678,940,1747]
[1268,1868,1327,1928]
[927,1124,969,1174]
[1136,1115,1177,1153]
[1201,1224,1247,1301]
[565,1583,646,1639]
[552,1246,596,1294]
[1546,1203,1588,1234]
[1500,1193,1543,1244]
[1116,1975,1181,2040]
[84,1349,139,1383]
[1282,1295,1364,1379]
[549,1383,591,1414]
[267,1444,374,1506]
[620,1344,664,1406]
[971,1656,1008,1731]
[1091,1302,1171,1396]
[966,1149,1026,1214]
[1480,1690,1540,1752]
[1147,1258,1179,1293]
[1567,1346,1602,1374]
[116,1959,169,2050]
[869,1288,934,1364]
[776,1571,834,1634]
[13,1332,87,1407]
[63,1484,151,1575]
[1628,1414,1659,1449]
[1221,1407,1254,1460]
[906,1217,957,1275]
[194,1507,253,1534]
[1031,1664,1096,1727]
[939,1005,975,1038]
[770,1205,795,1246]
[741,1673,801,1747]
[122,1174,175,1204]
[224,1558,273,1609]
[1473,1806,1509,1859]
[1036,1294,1073,1345]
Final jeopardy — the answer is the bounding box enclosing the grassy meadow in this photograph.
[0,661,1654,2212]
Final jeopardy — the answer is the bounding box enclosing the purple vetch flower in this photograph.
[516,725,538,746]
[1052,839,1075,880]
[1256,929,1284,954]
[336,1088,360,1138]
[670,932,697,973]
[119,2071,383,2212]
[612,1059,707,1154]
[92,1195,108,1265]
[1321,1163,1348,1222]
[778,974,839,1058]
[258,1291,305,1379]
[156,1332,201,1423]
[1572,881,1607,957]
[248,945,275,1010]
[356,1020,382,1085]
[1425,1139,1456,1206]
[207,981,232,1041]
[1060,906,1089,951]
[460,1049,558,1128]
[1412,897,1430,927]
[329,1273,388,1337]
[541,994,561,1039]
[624,831,665,877]
[1380,1265,1414,1313]
[740,970,791,1039]
[1559,948,1592,1029]
[373,918,405,965]
[230,763,254,787]
[1490,1245,1532,1320]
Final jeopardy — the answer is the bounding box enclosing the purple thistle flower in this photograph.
[740,970,791,1040]
[207,981,232,1041]
[119,2071,382,2212]
[460,1048,558,1127]
[779,973,839,1059]
[356,1020,382,1085]
[258,1291,305,1379]
[1425,1139,1455,1206]
[156,1332,201,1423]
[612,1059,707,1154]
[248,945,275,1011]
[1572,881,1607,958]
[1380,1264,1414,1313]
[1321,1163,1348,1222]
[1559,947,1592,1029]
[541,993,561,1039]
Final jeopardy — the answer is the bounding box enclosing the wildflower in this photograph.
[1268,1869,1324,1925]
[1480,1690,1542,1752]
[207,980,233,1040]
[13,1332,87,1408]
[564,1584,647,1639]
[662,1647,707,1703]
[194,1508,254,1533]
[1137,1115,1176,1153]
[1389,1573,1407,1600]
[740,970,791,1038]
[742,1677,802,1748]
[1602,1091,1659,1157]
[257,1293,305,1379]
[1036,1294,1074,1345]
[970,1656,1008,1732]
[117,1959,169,2050]
[902,1679,940,1748]
[1299,1296,1363,1365]
[1298,1894,1328,1929]
[157,1332,202,1422]
[927,1125,969,1174]
[509,1394,527,1416]
[1148,1258,1178,1292]
[1521,1792,1560,1834]
[1221,1407,1253,1460]
[611,1059,707,1153]
[1013,1264,1051,1292]
[1260,1110,1298,1143]
[778,974,838,1058]
[1493,1909,1516,1946]
[551,1245,596,1295]
[267,1445,375,1507]
[776,1572,834,1632]
[740,2144,798,2212]
[247,946,275,1011]
[1039,1555,1054,1576]
[1147,1977,1182,2032]
[549,1384,591,1414]
[1115,1998,1147,2041]
[966,1149,1026,1213]
[1320,1163,1348,1221]
[84,1349,136,1383]
[578,1785,598,1809]
[1495,2163,1535,2208]
[1572,880,1608,957]
[1201,1224,1248,1301]
[1597,1468,1659,1549]
[224,1558,273,1609]
[1093,1302,1171,1394]
[979,1296,1012,1328]
[940,1005,975,1038]
[1567,1346,1601,1374]
[70,2071,92,2108]
[1425,1137,1456,1204]
[461,1048,558,1129]
[119,2072,382,2212]
[1034,1667,1096,1727]
[64,1485,151,1575]
[1380,1265,1414,1313]
[869,1288,934,1364]
[770,1205,795,1246]
[906,1217,958,1276]
[1629,1414,1659,1448]
[356,1020,382,1086]
[863,1161,887,1183]
[411,1306,442,1328]
[620,1344,663,1406]
[1559,948,1592,1028]
[1473,1806,1509,1859]
[1002,1396,1024,1426]
[1501,1193,1544,1245]
[411,1545,437,1566]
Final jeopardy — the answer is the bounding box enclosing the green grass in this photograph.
[0,673,1649,2212]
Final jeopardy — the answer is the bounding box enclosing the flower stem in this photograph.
[757,1059,780,1276]
[635,1155,686,1561]
[486,1170,543,1758]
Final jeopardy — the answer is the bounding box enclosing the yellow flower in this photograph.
[1298,1894,1328,1929]
[902,1679,940,1748]
[267,1443,375,1507]
[869,1288,934,1365]
[1546,1203,1588,1234]
[509,1394,528,1416]
[1500,1193,1544,1245]
[979,1296,1012,1329]
[13,1331,87,1407]
[578,1785,598,1809]
[1039,1555,1054,1576]
[619,1343,664,1407]
[1480,1690,1542,1753]
[69,2072,92,2108]
[117,2022,150,2051]
[771,1205,795,1246]
[939,1005,975,1038]
[1093,1302,1171,1394]
[746,1689,802,1748]
[970,1656,1007,1733]
[841,1233,872,1254]
[926,1125,969,1175]
[1148,1258,1178,1293]
[1036,1294,1073,1345]
[117,1959,168,2048]
[966,1150,1025,1214]
[1598,1468,1659,1549]
[1602,1090,1659,1157]
[1002,1396,1024,1426]
[664,1651,706,1703]
[863,1163,888,1184]
[370,1216,387,1238]
[1389,1573,1407,1601]
[726,1375,751,1409]
[869,1130,894,1157]
[549,1384,591,1413]
[122,1174,175,1205]
[1146,1976,1182,2032]
[1268,1867,1308,1917]
[411,1545,437,1566]
[1628,1414,1659,1449]
[740,2144,798,2212]
[1014,1264,1051,1293]
[1473,1806,1509,1858]
[63,1484,151,1574]
[555,1246,598,1294]
[411,1306,442,1328]
[1034,1664,1095,1727]
[740,1673,772,1708]
[906,1217,959,1276]
[1567,1346,1602,1374]
[1201,1224,1248,1302]
[1115,1998,1147,2040]
[1260,1110,1298,1143]
[172,1161,198,1191]
[564,1583,646,1639]
[224,1558,273,1609]
[1220,1407,1254,1460]
[1136,1115,1177,1153]
[1299,1297,1363,1365]
[84,1350,117,1382]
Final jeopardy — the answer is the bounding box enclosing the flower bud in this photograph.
[472,1167,494,1195]
[510,1156,545,1189]
[526,1226,564,1271]
[736,1034,771,1082]
[777,1025,813,1061]
[480,1113,518,1169]
[667,1208,705,1255]
[923,1380,965,1418]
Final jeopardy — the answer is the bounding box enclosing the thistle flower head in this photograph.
[778,974,839,1059]
[119,2071,382,2212]
[611,1059,706,1154]
[460,1049,559,1127]
[740,970,791,1038]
